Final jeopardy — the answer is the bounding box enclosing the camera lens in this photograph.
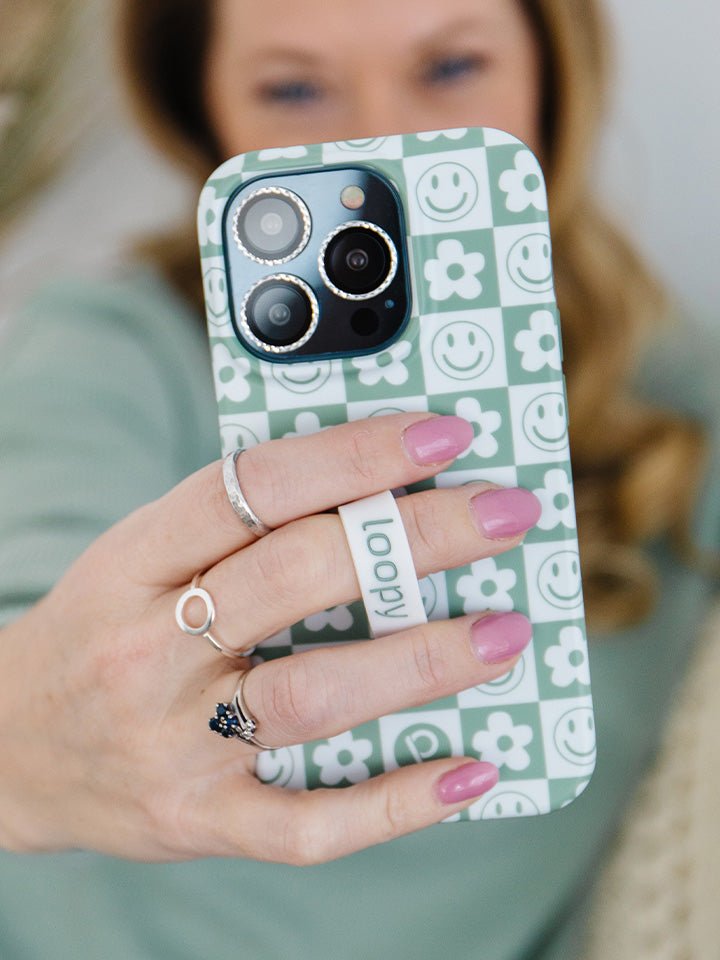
[241,276,318,352]
[233,188,310,263]
[321,222,397,299]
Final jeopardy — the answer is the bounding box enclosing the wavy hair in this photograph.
[118,0,708,631]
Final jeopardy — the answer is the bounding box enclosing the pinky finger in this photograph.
[201,760,499,865]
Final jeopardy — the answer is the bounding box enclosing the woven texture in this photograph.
[584,602,720,959]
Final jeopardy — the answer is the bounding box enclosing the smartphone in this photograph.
[198,128,594,819]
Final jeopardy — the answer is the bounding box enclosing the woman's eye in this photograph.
[424,54,485,85]
[260,81,322,105]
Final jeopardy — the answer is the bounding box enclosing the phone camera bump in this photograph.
[320,221,397,300]
[233,187,311,264]
[240,275,319,353]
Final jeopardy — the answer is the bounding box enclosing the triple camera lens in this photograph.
[233,184,400,353]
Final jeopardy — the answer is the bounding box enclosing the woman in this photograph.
[0,0,717,957]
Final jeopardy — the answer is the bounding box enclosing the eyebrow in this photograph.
[242,15,503,70]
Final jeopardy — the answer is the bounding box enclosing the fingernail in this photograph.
[470,612,532,664]
[436,762,499,804]
[470,487,542,540]
[402,416,474,465]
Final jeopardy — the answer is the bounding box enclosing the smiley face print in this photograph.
[522,390,568,453]
[553,707,596,768]
[270,360,333,395]
[537,549,583,611]
[507,233,553,294]
[431,321,494,380]
[416,162,479,222]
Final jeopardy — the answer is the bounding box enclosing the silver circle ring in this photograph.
[223,449,273,537]
[175,574,252,659]
[175,583,215,636]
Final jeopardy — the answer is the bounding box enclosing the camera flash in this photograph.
[340,185,365,210]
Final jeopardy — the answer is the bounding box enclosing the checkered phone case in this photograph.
[198,128,594,820]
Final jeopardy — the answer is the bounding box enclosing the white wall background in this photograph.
[1,0,718,326]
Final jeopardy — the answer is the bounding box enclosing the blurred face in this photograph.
[204,0,543,156]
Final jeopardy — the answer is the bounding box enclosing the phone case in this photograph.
[198,128,594,820]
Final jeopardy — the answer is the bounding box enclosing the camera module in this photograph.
[233,187,311,264]
[320,221,397,300]
[240,275,318,353]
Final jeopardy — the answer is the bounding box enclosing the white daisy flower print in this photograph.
[213,343,251,403]
[532,468,576,530]
[498,149,548,213]
[352,339,412,386]
[544,626,590,687]
[514,310,561,372]
[472,711,533,771]
[424,239,485,301]
[313,731,374,786]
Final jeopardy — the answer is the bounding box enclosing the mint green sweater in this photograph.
[0,267,718,960]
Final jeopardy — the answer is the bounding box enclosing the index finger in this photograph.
[113,413,474,588]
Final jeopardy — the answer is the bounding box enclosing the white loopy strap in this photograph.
[338,490,428,638]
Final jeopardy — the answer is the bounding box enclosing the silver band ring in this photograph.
[223,449,273,537]
[209,673,272,749]
[175,574,253,659]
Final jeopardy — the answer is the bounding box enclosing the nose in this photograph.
[343,83,415,141]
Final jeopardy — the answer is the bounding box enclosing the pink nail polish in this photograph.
[402,416,474,465]
[436,762,499,804]
[470,487,542,540]
[470,612,532,664]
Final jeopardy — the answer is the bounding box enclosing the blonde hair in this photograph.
[118,0,709,632]
[0,0,105,238]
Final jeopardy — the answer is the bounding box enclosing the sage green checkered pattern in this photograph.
[198,128,594,819]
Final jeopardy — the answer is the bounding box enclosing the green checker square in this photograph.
[289,600,369,647]
[530,620,591,701]
[410,228,500,316]
[241,143,324,174]
[461,703,547,782]
[515,462,578,546]
[255,644,292,664]
[401,128,485,157]
[548,776,592,811]
[267,402,349,441]
[303,720,383,789]
[485,143,549,228]
[501,304,563,387]
[428,386,514,473]
[445,547,529,621]
[212,340,268,417]
[342,340,427,404]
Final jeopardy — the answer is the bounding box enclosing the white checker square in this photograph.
[256,745,308,791]
[402,148,493,236]
[468,778,551,819]
[493,222,556,307]
[218,410,271,456]
[261,358,347,410]
[539,696,596,779]
[522,541,584,624]
[418,308,509,394]
[457,644,539,708]
[345,395,429,421]
[508,382,569,466]
[321,136,404,162]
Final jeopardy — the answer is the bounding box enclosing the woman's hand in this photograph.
[0,413,539,865]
